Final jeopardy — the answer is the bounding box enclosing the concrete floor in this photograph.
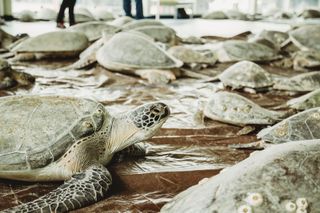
[2,18,292,38]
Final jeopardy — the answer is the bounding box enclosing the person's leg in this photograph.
[56,0,68,27]
[123,0,132,17]
[135,0,144,19]
[68,0,76,26]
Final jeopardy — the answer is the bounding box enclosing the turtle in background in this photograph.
[9,31,89,61]
[0,58,35,89]
[0,95,170,212]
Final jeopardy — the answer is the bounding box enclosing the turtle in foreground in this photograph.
[214,40,280,62]
[0,58,35,89]
[285,88,320,110]
[273,71,320,92]
[10,31,89,61]
[204,91,287,127]
[161,140,320,213]
[218,60,274,93]
[96,31,183,84]
[0,95,170,212]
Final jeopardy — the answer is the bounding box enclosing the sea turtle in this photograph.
[204,91,287,126]
[0,28,21,50]
[273,71,320,92]
[68,7,95,23]
[0,58,35,89]
[161,140,320,213]
[0,95,170,212]
[218,60,274,92]
[109,16,134,27]
[10,31,89,61]
[250,30,289,51]
[202,11,227,19]
[292,50,320,71]
[213,40,280,62]
[67,21,120,42]
[224,10,248,20]
[35,8,57,21]
[14,10,35,22]
[257,107,320,144]
[288,25,320,51]
[298,9,320,19]
[96,31,182,84]
[129,25,178,45]
[92,8,115,21]
[168,46,217,68]
[285,88,320,110]
[121,19,164,31]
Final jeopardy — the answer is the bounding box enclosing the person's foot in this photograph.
[56,22,66,29]
[177,8,190,19]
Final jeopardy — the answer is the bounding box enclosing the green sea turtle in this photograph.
[214,40,280,62]
[288,25,320,51]
[161,139,320,213]
[298,9,320,19]
[292,50,320,71]
[121,19,164,31]
[35,8,57,21]
[10,31,89,61]
[0,95,170,212]
[96,31,182,84]
[204,91,287,126]
[168,46,217,68]
[218,60,274,92]
[109,16,134,27]
[202,11,227,19]
[285,88,320,110]
[67,21,120,42]
[250,30,289,51]
[14,10,35,22]
[257,107,320,144]
[93,8,115,21]
[273,71,320,92]
[0,58,35,89]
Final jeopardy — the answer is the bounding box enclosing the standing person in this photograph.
[123,0,144,19]
[56,0,77,29]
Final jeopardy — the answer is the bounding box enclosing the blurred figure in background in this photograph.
[56,0,77,28]
[123,0,144,19]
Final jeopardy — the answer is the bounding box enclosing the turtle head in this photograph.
[109,102,170,153]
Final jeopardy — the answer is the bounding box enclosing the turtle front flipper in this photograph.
[112,142,147,163]
[3,164,112,213]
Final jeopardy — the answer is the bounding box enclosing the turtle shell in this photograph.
[12,31,89,53]
[0,95,107,171]
[121,19,164,31]
[273,71,320,92]
[219,60,274,89]
[257,107,320,143]
[96,32,183,72]
[286,88,320,110]
[67,22,119,42]
[204,91,286,126]
[216,40,279,62]
[289,25,320,51]
[130,25,177,44]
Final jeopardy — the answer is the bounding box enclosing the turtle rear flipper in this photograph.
[3,164,112,213]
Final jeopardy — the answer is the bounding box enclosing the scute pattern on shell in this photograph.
[219,60,274,89]
[0,95,105,170]
[257,107,320,143]
[161,140,320,213]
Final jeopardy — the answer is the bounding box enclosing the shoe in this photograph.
[56,22,66,29]
[177,8,190,19]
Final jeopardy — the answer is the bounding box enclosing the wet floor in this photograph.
[0,19,303,212]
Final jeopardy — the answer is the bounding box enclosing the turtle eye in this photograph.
[151,107,161,115]
[97,108,103,114]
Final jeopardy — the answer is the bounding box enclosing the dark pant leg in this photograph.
[135,0,144,19]
[123,0,132,17]
[68,0,76,25]
[57,0,69,23]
